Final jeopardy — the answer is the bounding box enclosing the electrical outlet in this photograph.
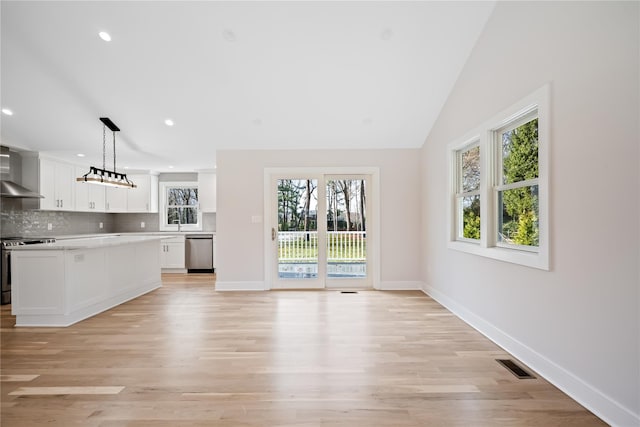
[47,223,52,231]
[99,222,104,229]
[141,222,145,228]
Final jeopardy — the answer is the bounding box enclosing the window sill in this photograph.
[159,226,203,232]
[448,240,549,270]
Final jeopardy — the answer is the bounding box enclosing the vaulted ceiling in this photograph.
[1,1,495,172]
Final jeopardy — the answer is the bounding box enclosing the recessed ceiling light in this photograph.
[98,31,111,42]
[168,165,174,169]
[164,119,174,127]
[380,28,393,41]
[223,29,236,42]
[77,153,85,157]
[2,108,13,116]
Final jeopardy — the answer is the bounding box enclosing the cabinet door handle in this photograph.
[61,200,63,208]
[271,227,276,241]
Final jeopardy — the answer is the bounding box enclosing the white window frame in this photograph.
[447,84,549,270]
[159,181,203,232]
[453,139,481,244]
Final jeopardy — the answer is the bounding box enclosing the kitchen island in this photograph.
[9,235,165,327]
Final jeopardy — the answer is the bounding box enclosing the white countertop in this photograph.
[53,231,215,240]
[10,234,168,251]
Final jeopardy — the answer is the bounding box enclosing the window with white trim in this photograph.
[447,85,549,270]
[455,142,481,241]
[496,113,539,250]
[159,182,202,231]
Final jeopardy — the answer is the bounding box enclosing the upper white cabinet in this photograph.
[197,172,216,212]
[127,174,158,213]
[22,154,160,214]
[105,187,128,212]
[75,166,105,212]
[36,158,75,211]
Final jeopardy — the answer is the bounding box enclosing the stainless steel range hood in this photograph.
[0,146,43,198]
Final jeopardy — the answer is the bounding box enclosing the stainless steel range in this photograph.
[1,237,56,304]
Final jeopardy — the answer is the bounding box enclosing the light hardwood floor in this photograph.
[1,274,606,426]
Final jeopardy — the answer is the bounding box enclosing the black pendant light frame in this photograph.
[76,117,136,189]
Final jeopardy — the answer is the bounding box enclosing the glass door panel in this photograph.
[325,177,370,287]
[274,178,324,288]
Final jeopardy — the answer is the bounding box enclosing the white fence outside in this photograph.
[278,231,366,262]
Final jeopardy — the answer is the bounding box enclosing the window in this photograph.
[455,143,481,241]
[496,114,539,250]
[447,85,549,270]
[159,182,202,231]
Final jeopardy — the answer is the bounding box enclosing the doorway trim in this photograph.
[264,167,380,290]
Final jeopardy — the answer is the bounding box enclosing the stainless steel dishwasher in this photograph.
[185,234,214,272]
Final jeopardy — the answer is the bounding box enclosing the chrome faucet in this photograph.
[173,218,182,232]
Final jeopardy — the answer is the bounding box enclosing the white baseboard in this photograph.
[377,281,424,290]
[215,281,266,291]
[422,284,640,427]
[161,268,187,274]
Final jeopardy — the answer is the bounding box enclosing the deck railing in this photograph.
[278,231,366,262]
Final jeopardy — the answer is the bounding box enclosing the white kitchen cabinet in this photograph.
[10,237,162,327]
[74,166,106,212]
[127,174,158,213]
[197,172,216,212]
[160,236,185,269]
[105,187,128,212]
[37,158,75,211]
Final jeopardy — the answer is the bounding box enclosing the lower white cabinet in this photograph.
[10,238,162,327]
[160,236,185,269]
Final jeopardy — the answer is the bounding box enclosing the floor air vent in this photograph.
[340,291,358,294]
[496,359,536,379]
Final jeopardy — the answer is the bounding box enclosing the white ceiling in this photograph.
[1,1,495,173]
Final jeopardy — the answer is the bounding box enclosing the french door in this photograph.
[268,172,372,289]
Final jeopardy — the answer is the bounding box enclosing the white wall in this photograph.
[216,149,422,289]
[420,2,639,426]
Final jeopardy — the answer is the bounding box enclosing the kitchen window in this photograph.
[447,84,549,270]
[159,182,202,231]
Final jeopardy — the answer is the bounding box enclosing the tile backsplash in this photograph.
[114,212,216,232]
[1,199,115,237]
[113,213,162,232]
[0,198,216,237]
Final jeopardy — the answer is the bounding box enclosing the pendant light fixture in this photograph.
[76,117,136,189]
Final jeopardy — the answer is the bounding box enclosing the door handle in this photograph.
[271,228,276,241]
